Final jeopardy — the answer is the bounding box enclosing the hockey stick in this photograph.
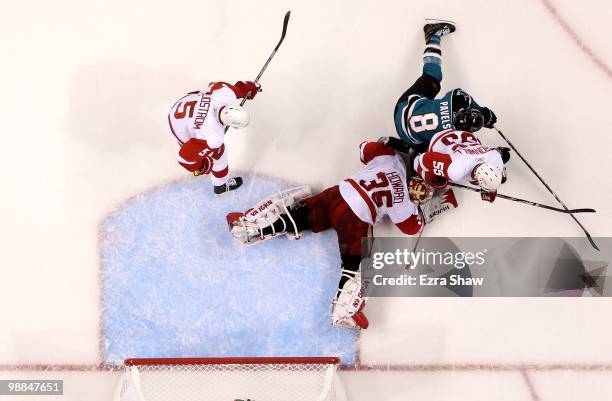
[195,12,291,176]
[224,10,291,134]
[405,222,425,270]
[449,183,596,214]
[493,126,599,250]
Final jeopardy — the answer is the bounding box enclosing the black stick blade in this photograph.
[280,11,291,44]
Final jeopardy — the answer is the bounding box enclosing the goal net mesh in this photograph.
[114,357,340,401]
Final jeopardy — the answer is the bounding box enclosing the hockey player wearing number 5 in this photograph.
[224,140,459,330]
[394,20,497,150]
[168,80,261,195]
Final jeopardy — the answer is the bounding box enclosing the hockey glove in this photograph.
[496,147,511,164]
[481,190,497,203]
[422,172,448,190]
[482,107,497,128]
[235,81,261,100]
[378,136,412,153]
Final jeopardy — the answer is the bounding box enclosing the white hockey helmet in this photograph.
[473,163,503,191]
[220,104,250,129]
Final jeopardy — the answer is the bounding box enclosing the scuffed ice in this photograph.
[100,174,356,365]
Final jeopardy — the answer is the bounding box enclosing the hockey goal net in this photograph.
[113,357,342,401]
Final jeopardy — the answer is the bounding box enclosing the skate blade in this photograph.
[425,18,456,25]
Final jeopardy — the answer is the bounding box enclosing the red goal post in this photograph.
[113,357,342,401]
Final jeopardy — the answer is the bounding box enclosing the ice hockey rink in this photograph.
[1,0,611,399]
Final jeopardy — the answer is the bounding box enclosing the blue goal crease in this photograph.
[100,174,357,365]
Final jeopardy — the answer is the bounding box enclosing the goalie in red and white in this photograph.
[225,140,457,330]
[168,80,261,195]
[413,129,511,201]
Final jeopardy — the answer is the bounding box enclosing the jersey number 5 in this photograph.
[409,112,439,133]
[359,172,393,207]
[174,101,197,119]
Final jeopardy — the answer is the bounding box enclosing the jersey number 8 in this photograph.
[409,112,439,133]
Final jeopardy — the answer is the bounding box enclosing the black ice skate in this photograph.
[214,177,243,196]
[424,19,456,41]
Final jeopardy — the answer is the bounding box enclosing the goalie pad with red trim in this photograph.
[331,269,369,330]
[226,186,312,245]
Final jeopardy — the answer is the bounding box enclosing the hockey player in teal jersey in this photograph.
[394,20,497,149]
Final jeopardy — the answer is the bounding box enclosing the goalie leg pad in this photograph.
[227,186,312,245]
[331,270,369,330]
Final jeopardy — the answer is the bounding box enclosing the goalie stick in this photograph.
[224,10,291,134]
[493,126,599,250]
[449,183,596,214]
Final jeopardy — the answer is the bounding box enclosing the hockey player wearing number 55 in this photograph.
[225,140,431,330]
[394,19,497,150]
[414,129,511,202]
[168,80,261,195]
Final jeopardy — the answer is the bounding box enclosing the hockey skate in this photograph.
[227,186,312,245]
[424,19,456,41]
[214,177,243,196]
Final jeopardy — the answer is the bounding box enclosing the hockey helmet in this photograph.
[454,108,485,132]
[220,104,250,129]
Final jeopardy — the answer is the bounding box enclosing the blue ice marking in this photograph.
[100,174,357,365]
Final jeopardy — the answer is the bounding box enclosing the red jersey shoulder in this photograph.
[209,81,254,99]
[359,141,396,164]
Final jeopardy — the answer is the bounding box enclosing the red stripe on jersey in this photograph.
[210,82,241,98]
[428,129,456,151]
[359,142,396,164]
[167,113,184,145]
[211,166,229,178]
[211,144,225,160]
[395,214,423,235]
[345,178,377,222]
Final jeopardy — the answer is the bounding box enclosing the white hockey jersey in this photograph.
[339,142,421,234]
[423,129,503,183]
[168,83,239,150]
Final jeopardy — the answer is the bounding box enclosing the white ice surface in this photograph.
[1,0,611,399]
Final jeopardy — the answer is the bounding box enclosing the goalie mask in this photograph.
[220,104,250,128]
[454,108,484,132]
